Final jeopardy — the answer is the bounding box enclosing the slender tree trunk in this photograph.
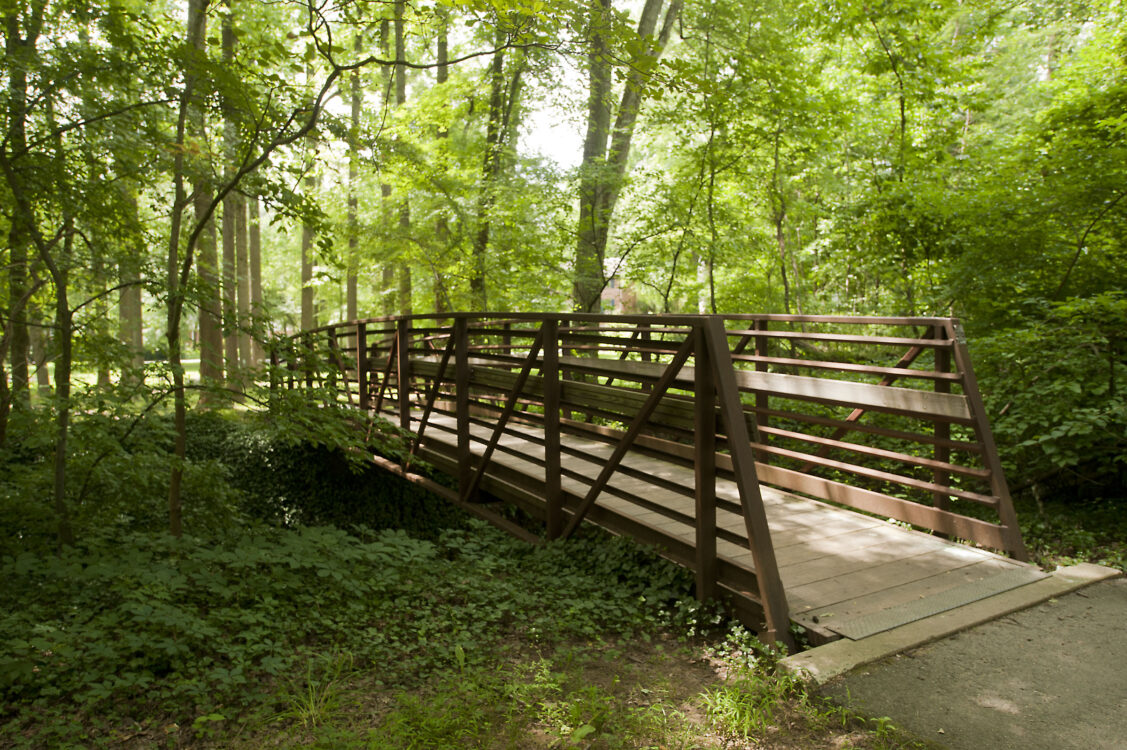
[167,0,209,537]
[346,32,362,322]
[471,29,508,311]
[31,306,50,392]
[118,256,144,387]
[3,8,44,408]
[434,10,450,314]
[221,7,239,382]
[118,183,145,388]
[236,191,250,367]
[197,193,222,387]
[574,0,682,312]
[48,230,75,547]
[91,252,112,388]
[301,152,317,331]
[249,195,263,364]
[378,18,395,316]
[193,5,223,391]
[394,0,412,315]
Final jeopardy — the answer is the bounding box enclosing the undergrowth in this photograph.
[0,520,696,747]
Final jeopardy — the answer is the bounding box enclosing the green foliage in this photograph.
[1019,496,1127,573]
[975,294,1126,494]
[0,516,696,746]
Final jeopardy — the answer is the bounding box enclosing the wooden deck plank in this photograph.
[792,558,1025,629]
[786,545,1009,614]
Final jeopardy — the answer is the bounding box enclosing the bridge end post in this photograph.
[947,319,1030,561]
[703,317,794,652]
[543,318,563,540]
[694,324,718,601]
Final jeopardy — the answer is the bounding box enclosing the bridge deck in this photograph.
[411,412,1043,644]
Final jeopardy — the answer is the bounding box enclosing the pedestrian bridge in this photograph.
[276,313,1041,650]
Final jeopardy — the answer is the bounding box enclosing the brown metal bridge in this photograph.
[276,313,1043,651]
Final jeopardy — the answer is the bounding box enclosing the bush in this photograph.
[974,293,1127,499]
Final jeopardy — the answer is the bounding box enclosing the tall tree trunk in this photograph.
[574,0,613,313]
[770,129,791,315]
[117,176,145,387]
[91,253,112,388]
[31,308,51,392]
[378,18,395,316]
[301,147,317,331]
[394,0,412,315]
[167,0,209,537]
[193,4,223,391]
[47,228,75,548]
[434,9,450,314]
[196,192,223,388]
[3,7,45,409]
[574,0,681,312]
[118,251,145,387]
[470,30,507,311]
[249,195,263,364]
[346,32,361,322]
[236,191,250,367]
[221,6,239,383]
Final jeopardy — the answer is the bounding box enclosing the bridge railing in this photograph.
[274,312,1028,644]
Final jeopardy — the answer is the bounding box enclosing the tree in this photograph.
[574,0,682,312]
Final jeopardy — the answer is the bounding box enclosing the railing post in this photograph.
[357,322,369,411]
[559,316,572,421]
[754,319,769,460]
[694,323,717,601]
[454,316,472,499]
[303,332,314,389]
[640,320,652,393]
[702,317,792,651]
[543,317,562,540]
[326,329,339,395]
[396,317,412,431]
[932,324,951,513]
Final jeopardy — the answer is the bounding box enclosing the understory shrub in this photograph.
[973,293,1126,500]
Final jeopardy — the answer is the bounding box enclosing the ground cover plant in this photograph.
[0,518,936,749]
[0,411,945,749]
[4,399,1124,748]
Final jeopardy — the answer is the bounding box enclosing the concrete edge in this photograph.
[778,562,1123,686]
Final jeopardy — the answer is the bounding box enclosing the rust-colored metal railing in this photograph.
[274,312,1029,646]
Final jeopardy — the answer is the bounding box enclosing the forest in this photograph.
[1,0,1124,746]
